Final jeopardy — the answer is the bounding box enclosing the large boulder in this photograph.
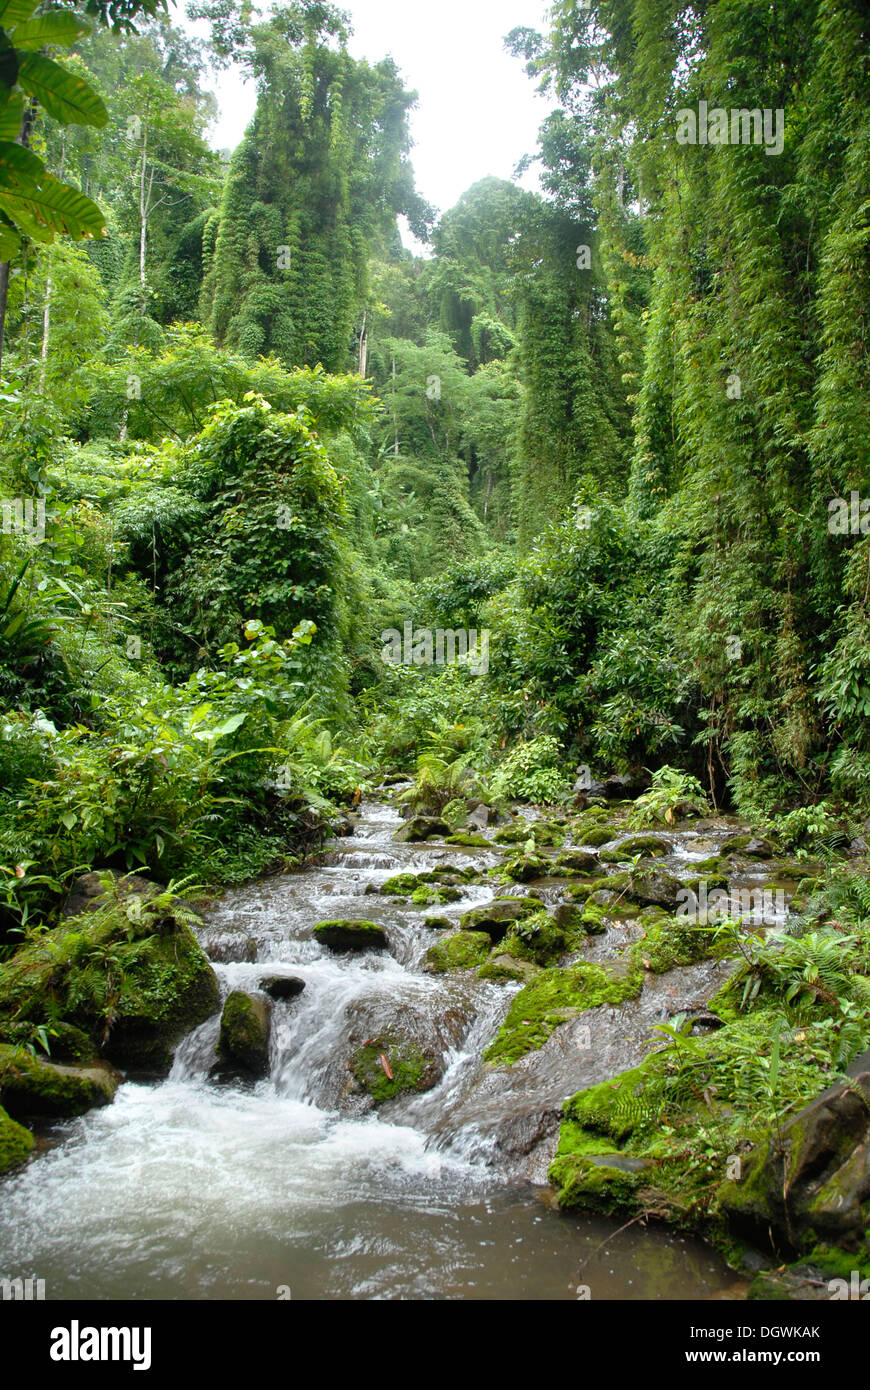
[719,1064,870,1258]
[216,991,272,1077]
[312,919,388,952]
[0,1045,119,1118]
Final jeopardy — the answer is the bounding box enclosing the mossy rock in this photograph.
[348,1034,437,1105]
[625,867,684,911]
[493,824,534,845]
[578,825,616,847]
[394,816,451,843]
[483,959,644,1065]
[445,833,492,847]
[502,912,568,965]
[633,915,720,974]
[554,850,599,874]
[0,893,220,1072]
[217,991,271,1077]
[614,835,670,858]
[477,954,540,984]
[502,854,551,882]
[381,873,418,896]
[425,931,491,973]
[459,896,540,942]
[312,920,388,952]
[693,856,727,874]
[0,1104,33,1175]
[423,915,453,931]
[0,1045,119,1118]
[549,1152,646,1213]
[597,848,633,864]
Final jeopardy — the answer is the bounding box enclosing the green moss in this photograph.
[477,954,539,983]
[381,873,418,896]
[615,835,670,857]
[445,833,492,847]
[502,854,551,882]
[483,959,644,1065]
[0,1104,33,1175]
[459,897,540,940]
[425,931,491,973]
[312,920,387,951]
[549,1153,645,1213]
[349,1035,432,1103]
[578,825,616,847]
[633,914,720,973]
[0,1044,118,1118]
[217,991,271,1075]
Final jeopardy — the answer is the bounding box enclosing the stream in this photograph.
[0,799,747,1300]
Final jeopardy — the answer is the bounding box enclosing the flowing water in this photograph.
[0,800,747,1300]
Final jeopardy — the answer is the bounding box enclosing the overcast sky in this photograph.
[190,0,555,232]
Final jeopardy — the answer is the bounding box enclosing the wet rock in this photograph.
[0,1045,120,1118]
[201,929,258,964]
[312,919,388,952]
[347,1034,439,1106]
[259,975,305,1001]
[394,816,451,843]
[719,1067,870,1258]
[423,915,452,930]
[216,991,271,1077]
[339,997,470,1112]
[445,833,492,847]
[626,867,684,911]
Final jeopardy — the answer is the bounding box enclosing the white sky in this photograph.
[188,0,555,236]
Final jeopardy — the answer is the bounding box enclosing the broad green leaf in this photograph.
[213,712,248,738]
[12,13,92,50]
[0,137,45,190]
[16,52,108,127]
[0,91,24,137]
[0,165,105,241]
[0,0,39,26]
[0,215,20,256]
